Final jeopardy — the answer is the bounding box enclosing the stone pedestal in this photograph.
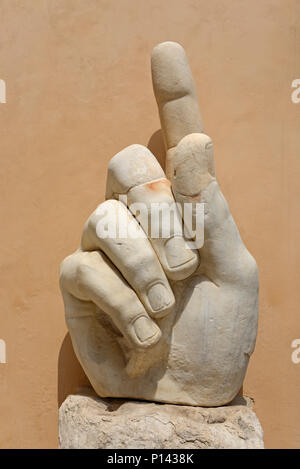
[59,389,264,449]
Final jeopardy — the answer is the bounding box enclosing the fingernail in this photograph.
[165,236,195,268]
[147,283,172,312]
[133,316,160,343]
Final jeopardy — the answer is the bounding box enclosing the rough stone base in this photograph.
[59,389,264,449]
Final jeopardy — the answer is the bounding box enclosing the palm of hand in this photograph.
[60,42,258,406]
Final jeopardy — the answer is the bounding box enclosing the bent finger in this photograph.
[105,145,199,281]
[81,200,176,318]
[60,250,162,350]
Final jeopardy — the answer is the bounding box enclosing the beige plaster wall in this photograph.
[0,0,299,448]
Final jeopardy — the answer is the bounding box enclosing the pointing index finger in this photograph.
[151,41,204,152]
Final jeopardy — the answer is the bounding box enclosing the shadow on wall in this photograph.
[57,130,166,408]
[57,333,90,408]
[147,129,166,171]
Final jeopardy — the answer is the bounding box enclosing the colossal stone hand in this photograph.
[60,42,259,406]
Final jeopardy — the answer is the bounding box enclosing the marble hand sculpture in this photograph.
[60,42,259,406]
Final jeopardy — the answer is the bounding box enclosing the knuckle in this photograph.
[75,262,93,292]
[59,252,92,296]
[131,250,158,272]
[59,254,74,287]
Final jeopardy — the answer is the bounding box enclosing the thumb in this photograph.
[172,133,257,285]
